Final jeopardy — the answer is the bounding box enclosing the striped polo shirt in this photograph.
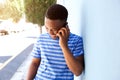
[31,32,84,80]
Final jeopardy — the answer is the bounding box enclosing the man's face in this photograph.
[45,17,66,39]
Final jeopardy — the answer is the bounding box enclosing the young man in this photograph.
[26,4,84,80]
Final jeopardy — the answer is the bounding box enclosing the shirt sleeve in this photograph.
[73,37,84,57]
[31,37,41,58]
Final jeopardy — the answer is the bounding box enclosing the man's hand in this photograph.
[56,26,70,48]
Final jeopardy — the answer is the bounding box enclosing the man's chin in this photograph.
[51,35,58,39]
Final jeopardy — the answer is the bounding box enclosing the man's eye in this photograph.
[53,29,57,31]
[45,27,48,30]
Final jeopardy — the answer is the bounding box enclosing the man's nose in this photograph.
[48,29,55,35]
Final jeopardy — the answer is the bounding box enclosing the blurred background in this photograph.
[0,0,57,35]
[0,0,56,80]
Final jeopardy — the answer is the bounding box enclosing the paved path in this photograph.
[0,27,39,80]
[10,50,33,80]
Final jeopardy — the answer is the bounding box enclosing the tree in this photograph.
[24,0,56,33]
[0,0,24,23]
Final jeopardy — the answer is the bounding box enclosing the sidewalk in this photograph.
[10,27,39,80]
[10,53,32,80]
[0,26,40,80]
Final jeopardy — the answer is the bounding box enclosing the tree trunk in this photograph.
[39,26,42,34]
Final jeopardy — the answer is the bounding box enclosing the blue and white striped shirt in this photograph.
[31,32,84,80]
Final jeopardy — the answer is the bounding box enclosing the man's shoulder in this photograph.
[38,33,48,38]
[36,33,49,42]
[70,32,82,39]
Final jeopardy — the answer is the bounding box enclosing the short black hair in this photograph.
[45,4,68,21]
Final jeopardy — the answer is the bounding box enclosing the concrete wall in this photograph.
[83,0,120,80]
[57,0,120,80]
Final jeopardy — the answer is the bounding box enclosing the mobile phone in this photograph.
[59,22,68,35]
[63,22,68,27]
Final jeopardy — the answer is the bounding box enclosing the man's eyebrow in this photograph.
[52,27,58,29]
[45,26,47,28]
[45,26,58,29]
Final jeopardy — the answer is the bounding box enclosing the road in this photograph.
[0,27,39,80]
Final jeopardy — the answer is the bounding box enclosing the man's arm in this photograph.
[56,27,84,76]
[62,47,84,76]
[26,58,41,80]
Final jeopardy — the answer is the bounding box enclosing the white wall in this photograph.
[83,0,120,80]
[57,0,120,80]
